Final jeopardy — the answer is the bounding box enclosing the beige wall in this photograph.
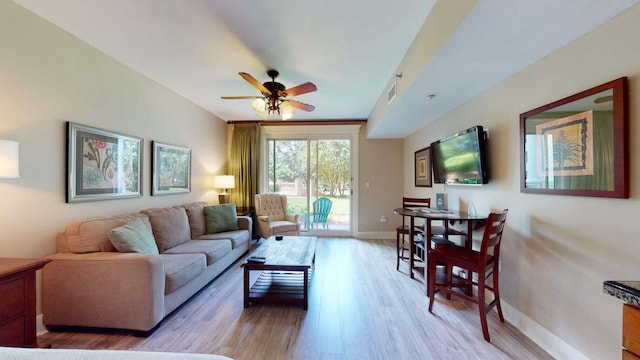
[404,4,640,359]
[0,1,228,260]
[358,124,403,233]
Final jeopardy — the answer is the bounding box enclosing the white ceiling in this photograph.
[14,0,640,138]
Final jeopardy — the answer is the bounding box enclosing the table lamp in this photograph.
[0,140,20,179]
[214,175,235,204]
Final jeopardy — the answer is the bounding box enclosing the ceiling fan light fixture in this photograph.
[280,101,294,120]
[251,98,266,113]
[223,70,317,121]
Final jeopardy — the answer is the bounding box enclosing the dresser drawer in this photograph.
[624,304,640,356]
[0,316,25,346]
[624,349,640,360]
[0,276,25,320]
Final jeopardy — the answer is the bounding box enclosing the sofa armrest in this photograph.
[236,215,252,240]
[42,252,165,332]
[237,215,251,229]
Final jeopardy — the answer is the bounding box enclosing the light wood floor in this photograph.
[39,238,553,360]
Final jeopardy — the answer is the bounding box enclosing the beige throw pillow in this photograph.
[108,217,159,254]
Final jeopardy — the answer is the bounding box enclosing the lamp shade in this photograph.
[0,140,20,179]
[214,175,235,191]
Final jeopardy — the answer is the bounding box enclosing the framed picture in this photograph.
[151,141,191,195]
[414,146,432,187]
[520,77,628,198]
[66,122,142,203]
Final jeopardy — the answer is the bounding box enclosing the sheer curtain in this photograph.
[229,123,261,210]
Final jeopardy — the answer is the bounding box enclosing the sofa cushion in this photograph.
[142,207,191,252]
[182,202,210,238]
[270,220,300,234]
[63,214,150,253]
[162,240,232,266]
[195,230,249,249]
[204,204,239,234]
[108,218,159,254]
[161,253,207,294]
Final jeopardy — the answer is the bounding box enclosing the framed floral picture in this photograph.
[414,146,432,187]
[151,141,191,195]
[66,122,142,203]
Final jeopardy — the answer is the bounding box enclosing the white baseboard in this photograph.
[355,231,395,239]
[502,301,588,360]
[36,314,47,335]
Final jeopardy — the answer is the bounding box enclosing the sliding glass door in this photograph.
[265,136,353,235]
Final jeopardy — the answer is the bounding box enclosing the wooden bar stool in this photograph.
[427,209,509,342]
[396,197,429,271]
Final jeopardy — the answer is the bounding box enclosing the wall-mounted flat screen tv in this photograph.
[431,125,489,185]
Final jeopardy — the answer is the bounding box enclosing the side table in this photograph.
[0,258,50,348]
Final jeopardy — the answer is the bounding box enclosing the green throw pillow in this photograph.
[204,204,239,234]
[108,217,159,254]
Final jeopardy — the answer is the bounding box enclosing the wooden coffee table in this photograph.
[243,236,317,310]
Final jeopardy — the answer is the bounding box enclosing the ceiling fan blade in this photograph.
[287,99,315,112]
[239,72,271,95]
[221,96,261,100]
[283,82,317,97]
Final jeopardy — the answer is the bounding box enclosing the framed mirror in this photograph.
[520,77,628,198]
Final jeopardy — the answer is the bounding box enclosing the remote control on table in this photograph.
[247,256,266,263]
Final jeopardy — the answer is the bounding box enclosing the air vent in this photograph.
[387,80,397,105]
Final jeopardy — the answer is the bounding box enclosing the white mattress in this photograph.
[0,347,233,360]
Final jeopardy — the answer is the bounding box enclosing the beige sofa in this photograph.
[42,202,251,335]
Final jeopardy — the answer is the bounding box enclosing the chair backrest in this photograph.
[313,197,333,221]
[400,197,430,228]
[254,193,287,221]
[479,209,509,261]
[402,197,430,209]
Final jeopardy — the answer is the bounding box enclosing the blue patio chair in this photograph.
[310,197,332,229]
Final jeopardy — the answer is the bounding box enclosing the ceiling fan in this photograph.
[221,70,317,120]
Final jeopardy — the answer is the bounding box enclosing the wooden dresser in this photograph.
[624,304,640,359]
[0,258,49,347]
[604,281,640,359]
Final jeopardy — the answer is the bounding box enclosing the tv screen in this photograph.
[431,125,488,185]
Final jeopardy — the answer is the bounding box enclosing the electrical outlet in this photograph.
[379,215,387,223]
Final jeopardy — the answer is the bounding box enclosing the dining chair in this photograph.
[427,209,509,342]
[396,197,430,271]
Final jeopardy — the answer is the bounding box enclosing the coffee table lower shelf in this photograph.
[245,270,313,309]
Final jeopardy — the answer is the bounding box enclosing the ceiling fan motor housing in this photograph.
[263,81,286,96]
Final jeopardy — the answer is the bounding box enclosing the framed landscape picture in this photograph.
[152,141,191,195]
[520,77,628,198]
[414,146,432,187]
[66,122,142,203]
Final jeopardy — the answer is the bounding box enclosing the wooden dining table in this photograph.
[393,207,488,295]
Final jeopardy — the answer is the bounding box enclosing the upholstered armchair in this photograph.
[254,193,300,238]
